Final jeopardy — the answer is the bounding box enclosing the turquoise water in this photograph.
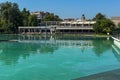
[0,35,120,80]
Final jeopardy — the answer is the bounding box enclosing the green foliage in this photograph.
[93,13,115,34]
[43,13,62,21]
[118,22,120,29]
[102,19,115,33]
[21,8,30,26]
[0,2,21,33]
[93,13,106,21]
[28,15,38,26]
[0,2,62,33]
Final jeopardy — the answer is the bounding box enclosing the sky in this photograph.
[0,0,120,19]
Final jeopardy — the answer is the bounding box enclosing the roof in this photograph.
[60,21,96,24]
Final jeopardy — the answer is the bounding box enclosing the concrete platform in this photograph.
[73,69,120,80]
[0,40,18,42]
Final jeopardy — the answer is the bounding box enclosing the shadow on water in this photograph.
[0,34,116,65]
[73,68,120,80]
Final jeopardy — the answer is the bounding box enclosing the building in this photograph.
[64,18,75,21]
[60,17,95,27]
[31,11,44,20]
[19,15,96,34]
[31,11,50,20]
[111,17,120,27]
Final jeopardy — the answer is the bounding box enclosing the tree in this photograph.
[28,15,38,26]
[93,13,106,21]
[93,19,115,34]
[0,2,21,33]
[102,19,115,33]
[118,22,120,29]
[44,14,54,21]
[93,13,115,34]
[93,20,102,33]
[11,2,22,33]
[21,8,30,26]
[43,13,62,21]
[0,1,62,33]
[54,15,62,21]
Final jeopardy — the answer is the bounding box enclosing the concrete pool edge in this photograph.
[73,68,120,80]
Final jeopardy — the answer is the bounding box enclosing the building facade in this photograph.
[111,17,120,28]
[31,11,50,20]
[19,15,96,34]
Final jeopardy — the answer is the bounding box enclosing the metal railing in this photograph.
[113,30,120,40]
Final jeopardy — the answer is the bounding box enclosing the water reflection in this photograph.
[0,42,58,65]
[0,35,114,65]
[112,40,120,62]
[92,37,113,57]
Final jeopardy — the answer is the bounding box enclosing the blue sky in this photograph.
[0,0,120,19]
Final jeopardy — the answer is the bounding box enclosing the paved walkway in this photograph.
[73,69,120,80]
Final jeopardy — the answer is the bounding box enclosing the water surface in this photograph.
[0,34,120,80]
